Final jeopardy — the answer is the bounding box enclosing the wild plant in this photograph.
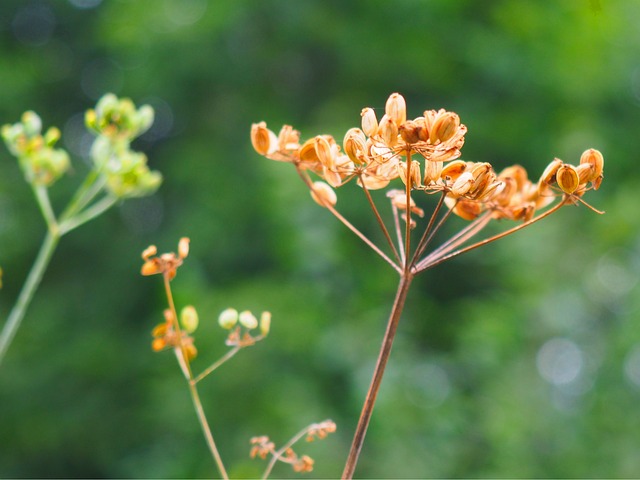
[139,237,336,478]
[0,94,161,365]
[251,92,604,478]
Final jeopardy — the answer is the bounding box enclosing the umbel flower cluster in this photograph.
[252,93,604,275]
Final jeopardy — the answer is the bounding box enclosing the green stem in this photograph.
[59,169,105,223]
[32,185,59,234]
[187,372,230,480]
[193,346,241,384]
[0,230,60,365]
[59,194,118,235]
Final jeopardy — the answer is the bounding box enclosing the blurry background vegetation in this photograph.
[1,0,640,477]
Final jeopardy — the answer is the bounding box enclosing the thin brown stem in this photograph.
[295,167,402,274]
[410,191,446,266]
[361,178,401,265]
[342,272,414,479]
[419,199,568,272]
[391,201,406,266]
[404,150,412,272]
[415,211,492,272]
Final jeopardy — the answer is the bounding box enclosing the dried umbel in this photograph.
[251,92,605,275]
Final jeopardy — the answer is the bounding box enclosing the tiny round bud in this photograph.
[180,305,199,333]
[385,93,407,126]
[239,310,258,330]
[579,148,604,182]
[360,108,378,137]
[21,111,42,136]
[44,127,61,146]
[184,344,198,361]
[218,308,238,329]
[137,105,155,135]
[151,337,166,352]
[260,311,271,336]
[310,181,337,208]
[141,245,157,260]
[178,237,190,259]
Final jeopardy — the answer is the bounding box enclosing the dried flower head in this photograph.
[250,436,275,460]
[151,309,197,360]
[141,237,190,280]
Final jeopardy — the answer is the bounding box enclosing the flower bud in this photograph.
[137,105,155,136]
[539,158,563,185]
[310,181,337,208]
[440,160,467,182]
[314,135,334,169]
[498,164,528,189]
[430,111,460,143]
[378,115,398,147]
[398,160,421,188]
[178,237,190,259]
[151,337,167,352]
[21,111,42,136]
[360,108,378,137]
[180,305,199,333]
[556,164,579,194]
[450,171,474,196]
[385,93,407,126]
[251,122,276,156]
[239,310,258,330]
[343,128,366,164]
[44,127,61,147]
[218,308,238,329]
[423,160,443,184]
[260,311,271,336]
[579,148,604,184]
[184,344,197,361]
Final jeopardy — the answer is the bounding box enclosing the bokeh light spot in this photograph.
[12,4,55,47]
[624,344,640,389]
[68,0,102,9]
[537,337,583,386]
[163,0,207,27]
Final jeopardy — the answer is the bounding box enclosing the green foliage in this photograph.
[1,0,639,477]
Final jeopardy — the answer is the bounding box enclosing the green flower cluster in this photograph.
[2,111,70,186]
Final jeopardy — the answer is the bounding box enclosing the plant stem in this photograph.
[342,272,414,479]
[59,194,118,235]
[0,229,60,365]
[261,423,319,480]
[193,345,241,384]
[163,275,228,479]
[187,376,230,480]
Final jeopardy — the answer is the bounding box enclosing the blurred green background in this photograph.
[1,0,640,477]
